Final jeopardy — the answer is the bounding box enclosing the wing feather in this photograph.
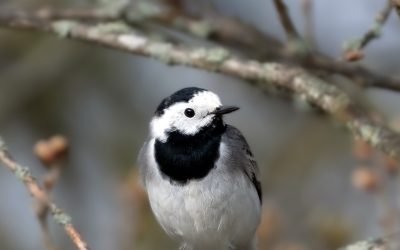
[222,125,262,203]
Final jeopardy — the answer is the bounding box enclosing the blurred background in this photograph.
[0,0,400,249]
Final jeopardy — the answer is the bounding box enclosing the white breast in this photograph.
[144,139,261,250]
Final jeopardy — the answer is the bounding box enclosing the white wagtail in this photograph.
[139,87,262,250]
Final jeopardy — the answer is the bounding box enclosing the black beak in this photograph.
[209,106,239,115]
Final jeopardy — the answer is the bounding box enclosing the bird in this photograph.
[138,87,262,250]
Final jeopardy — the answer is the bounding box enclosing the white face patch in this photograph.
[150,91,223,141]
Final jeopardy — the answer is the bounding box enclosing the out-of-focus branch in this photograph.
[0,138,89,250]
[301,0,316,48]
[0,17,399,162]
[344,0,394,61]
[272,0,310,57]
[272,0,301,42]
[2,3,399,92]
[34,136,69,250]
[358,0,393,48]
[340,233,400,250]
[394,0,400,17]
[36,163,61,250]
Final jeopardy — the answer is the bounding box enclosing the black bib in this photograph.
[155,118,226,184]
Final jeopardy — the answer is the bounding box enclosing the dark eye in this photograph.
[184,108,195,118]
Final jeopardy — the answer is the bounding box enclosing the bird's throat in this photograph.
[154,118,226,184]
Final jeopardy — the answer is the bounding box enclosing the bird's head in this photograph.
[150,87,239,142]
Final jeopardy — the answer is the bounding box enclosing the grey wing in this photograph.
[223,125,262,203]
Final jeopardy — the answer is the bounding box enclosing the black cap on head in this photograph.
[155,87,207,116]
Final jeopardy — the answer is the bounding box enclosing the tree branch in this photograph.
[0,138,89,250]
[150,2,400,91]
[2,4,399,92]
[394,0,400,18]
[273,0,301,42]
[344,0,394,61]
[340,233,400,250]
[0,16,399,163]
[34,136,69,250]
[272,0,311,57]
[301,0,316,48]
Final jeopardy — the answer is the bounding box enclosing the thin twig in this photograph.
[393,0,400,18]
[36,165,62,250]
[359,0,394,49]
[272,0,310,57]
[272,0,301,42]
[344,0,394,61]
[301,0,316,48]
[34,135,68,250]
[37,202,58,250]
[37,211,58,250]
[0,138,89,250]
[0,17,399,162]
